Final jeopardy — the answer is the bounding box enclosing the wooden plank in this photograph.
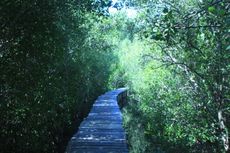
[94,100,118,104]
[77,128,125,133]
[71,146,128,150]
[84,116,122,121]
[70,141,127,146]
[88,112,122,116]
[71,138,127,143]
[75,132,126,140]
[80,123,123,129]
[81,120,123,125]
[77,131,126,136]
[90,106,120,113]
[93,103,118,106]
[70,148,128,153]
[75,136,126,142]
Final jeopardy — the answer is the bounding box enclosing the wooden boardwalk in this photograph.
[66,88,129,153]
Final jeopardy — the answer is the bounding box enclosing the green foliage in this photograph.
[109,0,229,153]
[0,0,116,153]
[123,103,151,153]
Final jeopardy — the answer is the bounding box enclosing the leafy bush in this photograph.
[0,1,115,152]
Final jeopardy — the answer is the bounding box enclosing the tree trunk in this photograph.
[218,110,229,152]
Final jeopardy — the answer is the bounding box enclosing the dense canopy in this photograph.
[0,0,229,153]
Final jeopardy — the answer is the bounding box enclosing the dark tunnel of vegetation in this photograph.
[0,0,229,153]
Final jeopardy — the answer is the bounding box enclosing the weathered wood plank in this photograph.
[78,128,125,133]
[81,120,123,125]
[88,112,122,116]
[84,116,122,121]
[70,148,128,153]
[70,141,127,146]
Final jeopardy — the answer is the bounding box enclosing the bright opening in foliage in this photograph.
[109,0,138,18]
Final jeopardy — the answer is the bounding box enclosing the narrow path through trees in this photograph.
[66,88,128,153]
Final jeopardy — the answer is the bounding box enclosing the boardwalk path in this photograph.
[66,88,129,153]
